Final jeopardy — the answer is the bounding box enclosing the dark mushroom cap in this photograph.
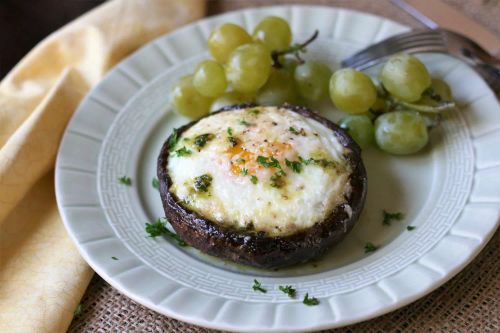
[157,103,367,269]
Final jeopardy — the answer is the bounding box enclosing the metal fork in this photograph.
[341,29,500,97]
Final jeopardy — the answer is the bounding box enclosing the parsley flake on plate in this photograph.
[279,285,296,298]
[111,256,119,260]
[118,176,132,186]
[145,218,188,246]
[152,177,160,190]
[252,279,267,293]
[382,210,404,225]
[251,175,258,184]
[364,242,378,253]
[407,225,416,231]
[303,293,319,306]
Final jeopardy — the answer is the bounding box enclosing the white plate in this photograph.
[55,5,500,332]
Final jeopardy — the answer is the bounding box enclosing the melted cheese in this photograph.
[167,106,351,236]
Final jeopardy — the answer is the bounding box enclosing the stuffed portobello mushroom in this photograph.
[157,104,367,269]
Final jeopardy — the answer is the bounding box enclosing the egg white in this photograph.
[167,106,351,236]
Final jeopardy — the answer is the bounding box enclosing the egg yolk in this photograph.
[227,141,293,176]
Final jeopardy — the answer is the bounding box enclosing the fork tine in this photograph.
[345,44,447,70]
[343,30,442,62]
[388,39,445,52]
[341,29,448,69]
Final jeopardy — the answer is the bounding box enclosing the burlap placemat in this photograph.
[69,0,500,332]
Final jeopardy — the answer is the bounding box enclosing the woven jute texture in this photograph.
[69,0,500,332]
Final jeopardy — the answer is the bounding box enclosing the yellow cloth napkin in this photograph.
[0,1,205,332]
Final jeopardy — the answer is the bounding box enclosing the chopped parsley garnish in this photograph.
[303,293,319,306]
[194,133,214,149]
[252,279,267,293]
[228,136,238,147]
[73,303,83,318]
[382,210,404,225]
[299,156,313,165]
[312,158,337,168]
[364,242,378,253]
[240,168,248,176]
[270,170,287,188]
[251,175,258,184]
[239,119,250,126]
[236,157,246,163]
[249,108,260,115]
[279,285,296,298]
[227,127,238,146]
[118,176,132,186]
[152,177,160,190]
[289,126,306,136]
[299,156,336,168]
[256,155,281,169]
[145,218,187,246]
[145,219,168,238]
[111,256,119,260]
[285,159,302,173]
[175,146,192,157]
[407,226,416,231]
[167,128,179,152]
[193,174,213,192]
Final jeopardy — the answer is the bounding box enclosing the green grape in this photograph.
[282,57,299,75]
[208,23,252,63]
[381,54,431,102]
[394,78,455,114]
[193,60,227,97]
[370,97,387,113]
[225,43,272,93]
[294,61,332,101]
[329,68,377,114]
[424,78,452,102]
[210,91,255,112]
[430,78,452,101]
[375,111,429,155]
[256,69,298,106]
[421,113,441,129]
[252,16,292,51]
[339,114,374,149]
[170,75,212,119]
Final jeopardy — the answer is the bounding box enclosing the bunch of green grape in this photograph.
[333,54,454,155]
[170,16,455,156]
[170,16,334,119]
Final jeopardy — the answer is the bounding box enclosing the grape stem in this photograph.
[271,30,319,68]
